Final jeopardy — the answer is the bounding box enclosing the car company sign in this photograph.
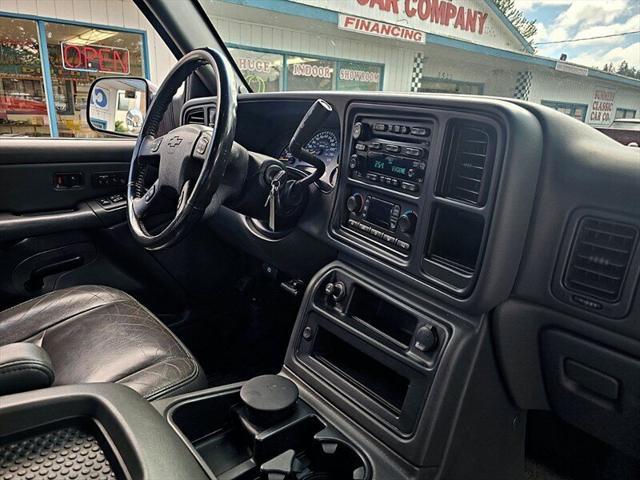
[339,14,425,43]
[589,88,616,126]
[294,0,525,51]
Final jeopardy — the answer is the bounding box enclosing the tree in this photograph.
[600,61,640,80]
[493,0,538,41]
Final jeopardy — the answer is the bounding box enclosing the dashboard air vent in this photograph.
[184,107,206,125]
[564,217,638,302]
[439,121,495,206]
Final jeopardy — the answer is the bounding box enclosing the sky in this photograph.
[513,0,640,70]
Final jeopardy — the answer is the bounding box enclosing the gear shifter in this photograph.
[287,99,332,189]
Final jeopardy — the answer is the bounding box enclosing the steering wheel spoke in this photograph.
[132,179,161,219]
[139,135,164,158]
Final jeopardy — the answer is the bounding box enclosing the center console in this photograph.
[341,111,434,257]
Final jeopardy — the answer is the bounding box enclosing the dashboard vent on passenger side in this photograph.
[564,217,638,302]
[439,120,495,206]
[184,107,206,125]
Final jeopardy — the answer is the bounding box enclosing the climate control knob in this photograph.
[346,194,364,214]
[397,211,417,234]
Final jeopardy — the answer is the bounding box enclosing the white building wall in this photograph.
[0,0,176,83]
[528,69,640,123]
[205,1,419,92]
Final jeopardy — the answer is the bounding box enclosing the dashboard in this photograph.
[182,91,640,462]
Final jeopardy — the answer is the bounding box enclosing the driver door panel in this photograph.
[0,139,171,311]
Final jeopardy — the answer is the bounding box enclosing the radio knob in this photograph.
[397,211,417,234]
[352,122,369,140]
[346,194,364,214]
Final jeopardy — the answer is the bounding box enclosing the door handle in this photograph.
[24,256,84,292]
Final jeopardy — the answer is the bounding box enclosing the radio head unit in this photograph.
[347,117,433,194]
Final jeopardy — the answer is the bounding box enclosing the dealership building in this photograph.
[1,0,639,138]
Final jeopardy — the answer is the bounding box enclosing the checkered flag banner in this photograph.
[514,71,532,100]
[411,52,424,92]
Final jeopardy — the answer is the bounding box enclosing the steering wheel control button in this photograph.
[195,134,211,155]
[240,374,299,426]
[144,184,156,202]
[151,137,162,152]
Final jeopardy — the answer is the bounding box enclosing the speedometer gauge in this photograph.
[305,130,339,164]
[281,130,339,165]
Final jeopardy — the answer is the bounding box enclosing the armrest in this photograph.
[0,343,54,396]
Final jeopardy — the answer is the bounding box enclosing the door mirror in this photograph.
[87,77,151,137]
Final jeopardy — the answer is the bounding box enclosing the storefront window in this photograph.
[229,48,282,93]
[615,108,637,119]
[542,101,588,123]
[44,22,146,138]
[0,17,49,137]
[337,61,382,91]
[286,57,335,91]
[419,78,483,95]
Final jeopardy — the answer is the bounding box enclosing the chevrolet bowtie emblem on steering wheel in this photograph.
[167,135,183,148]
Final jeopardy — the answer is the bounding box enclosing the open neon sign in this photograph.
[61,42,130,75]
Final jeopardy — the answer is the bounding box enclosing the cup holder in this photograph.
[260,431,368,480]
[168,375,370,480]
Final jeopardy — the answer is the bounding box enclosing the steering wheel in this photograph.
[127,48,237,250]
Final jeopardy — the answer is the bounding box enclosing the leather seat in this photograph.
[0,285,206,400]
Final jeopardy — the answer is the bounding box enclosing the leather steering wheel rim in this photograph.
[127,48,237,250]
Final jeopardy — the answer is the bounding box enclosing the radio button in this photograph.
[355,143,367,151]
[347,219,359,228]
[404,147,423,157]
[396,240,411,251]
[401,181,418,192]
[369,142,381,150]
[383,233,395,243]
[391,125,401,133]
[366,173,378,181]
[391,179,399,186]
[374,123,387,132]
[410,127,430,136]
[384,144,401,153]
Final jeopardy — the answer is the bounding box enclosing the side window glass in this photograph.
[44,23,147,138]
[0,9,175,139]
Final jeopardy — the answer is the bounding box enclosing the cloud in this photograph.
[568,41,640,69]
[534,14,640,46]
[553,0,631,30]
[514,0,572,10]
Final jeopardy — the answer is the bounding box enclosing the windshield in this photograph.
[198,0,639,134]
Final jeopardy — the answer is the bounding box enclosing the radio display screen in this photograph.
[368,155,413,180]
[365,197,393,229]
